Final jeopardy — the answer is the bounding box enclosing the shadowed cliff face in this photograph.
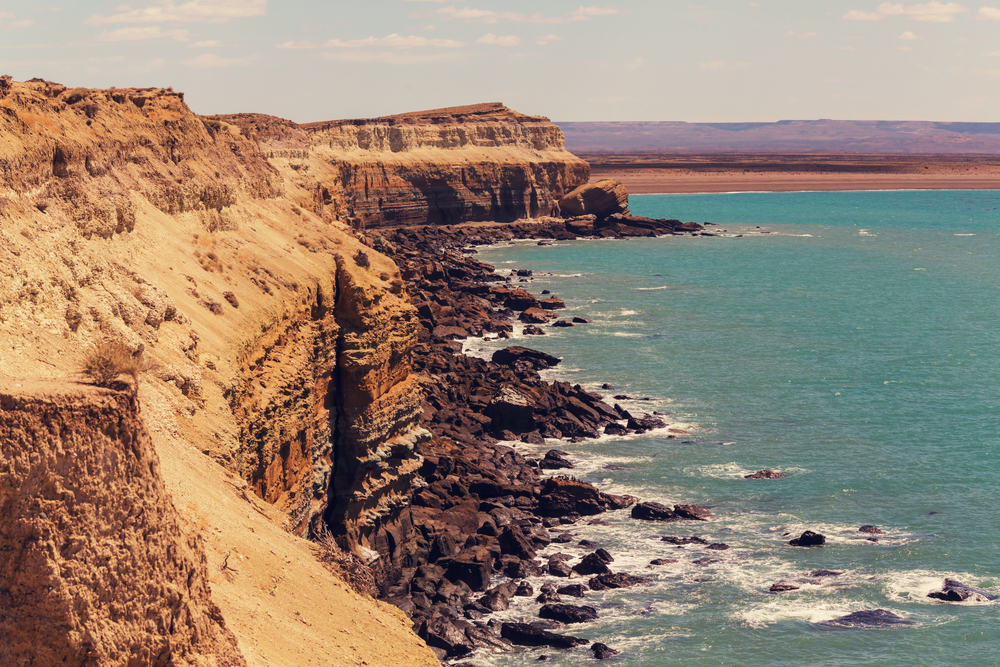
[0,78,438,664]
[220,103,590,229]
[0,380,246,667]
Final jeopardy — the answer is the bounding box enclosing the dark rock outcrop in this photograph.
[789,531,826,547]
[820,610,914,628]
[927,579,996,602]
[539,604,599,624]
[500,623,589,649]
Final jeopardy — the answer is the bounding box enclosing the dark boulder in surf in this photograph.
[769,582,800,594]
[858,525,886,534]
[591,642,621,660]
[789,530,826,547]
[588,573,649,590]
[745,469,788,479]
[927,578,996,602]
[500,623,589,649]
[539,603,599,624]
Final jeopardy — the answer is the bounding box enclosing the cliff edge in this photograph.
[0,77,438,667]
[0,380,245,667]
[219,102,590,228]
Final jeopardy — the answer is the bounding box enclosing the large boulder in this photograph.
[492,346,561,370]
[500,623,589,649]
[559,179,629,219]
[486,387,535,435]
[536,477,637,517]
[539,604,599,624]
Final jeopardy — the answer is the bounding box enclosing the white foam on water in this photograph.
[636,286,670,291]
[611,332,644,338]
[954,233,976,236]
[881,570,998,606]
[691,462,760,479]
[738,600,863,628]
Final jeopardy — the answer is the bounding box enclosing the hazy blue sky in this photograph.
[2,1,1000,122]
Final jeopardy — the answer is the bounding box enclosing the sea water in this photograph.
[462,191,1000,667]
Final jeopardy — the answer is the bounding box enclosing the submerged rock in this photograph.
[769,582,800,594]
[744,469,787,479]
[858,525,886,535]
[820,609,914,628]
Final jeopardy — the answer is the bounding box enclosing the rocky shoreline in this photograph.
[359,213,720,662]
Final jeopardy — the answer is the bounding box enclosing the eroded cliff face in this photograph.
[0,78,435,666]
[0,380,245,667]
[220,103,590,228]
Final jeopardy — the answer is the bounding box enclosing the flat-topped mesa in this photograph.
[222,103,590,228]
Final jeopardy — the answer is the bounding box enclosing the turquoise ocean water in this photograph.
[462,191,1000,667]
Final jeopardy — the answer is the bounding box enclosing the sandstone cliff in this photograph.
[0,380,245,667]
[219,103,590,228]
[0,77,436,667]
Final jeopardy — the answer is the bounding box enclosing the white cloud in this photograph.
[844,9,882,19]
[323,34,465,48]
[323,51,458,65]
[899,29,922,37]
[277,33,465,51]
[536,33,562,45]
[986,50,1000,55]
[10,19,37,28]
[96,26,191,41]
[477,33,520,45]
[844,2,969,22]
[979,6,1000,18]
[86,0,266,25]
[185,52,254,67]
[189,39,222,47]
[0,12,13,20]
[276,40,318,49]
[437,5,621,24]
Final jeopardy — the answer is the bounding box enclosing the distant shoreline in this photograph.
[581,153,1000,194]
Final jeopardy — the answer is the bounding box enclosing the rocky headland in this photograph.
[0,76,713,665]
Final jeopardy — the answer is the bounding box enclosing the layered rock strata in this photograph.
[220,103,591,228]
[0,78,435,666]
[0,380,245,666]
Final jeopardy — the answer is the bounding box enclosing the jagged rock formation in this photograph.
[558,179,630,218]
[219,103,590,228]
[0,380,245,666]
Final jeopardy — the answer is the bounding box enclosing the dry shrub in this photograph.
[312,523,378,597]
[353,249,370,269]
[81,339,140,387]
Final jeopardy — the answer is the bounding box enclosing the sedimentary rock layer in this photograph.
[0,380,245,667]
[0,78,434,666]
[221,103,590,228]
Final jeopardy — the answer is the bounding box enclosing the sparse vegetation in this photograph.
[353,249,370,269]
[81,339,140,387]
[312,523,378,597]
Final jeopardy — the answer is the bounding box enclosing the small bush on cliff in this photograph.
[353,249,370,269]
[312,523,378,597]
[81,340,140,387]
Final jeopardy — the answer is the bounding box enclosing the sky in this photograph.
[2,1,1000,123]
